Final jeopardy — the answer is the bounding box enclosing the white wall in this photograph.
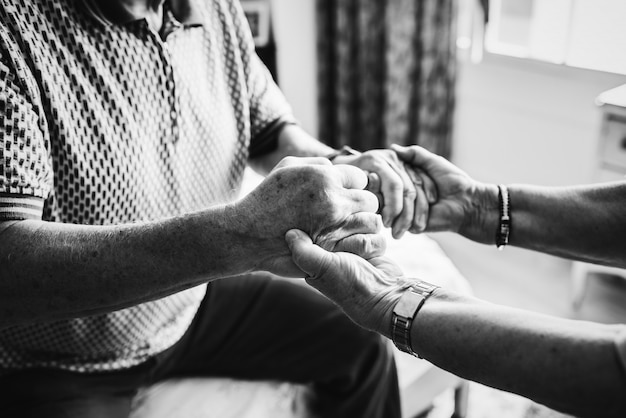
[452,53,625,186]
[271,0,318,135]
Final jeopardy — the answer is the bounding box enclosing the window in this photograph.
[484,0,626,75]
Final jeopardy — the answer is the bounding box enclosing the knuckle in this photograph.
[362,153,377,164]
[388,181,403,193]
[353,235,373,256]
[412,218,425,233]
[403,188,417,199]
[314,234,336,252]
[372,214,384,232]
[386,152,400,164]
[369,234,386,256]
[282,156,298,166]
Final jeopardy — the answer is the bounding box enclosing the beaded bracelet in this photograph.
[496,184,511,250]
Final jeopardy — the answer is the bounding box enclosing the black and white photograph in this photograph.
[0,1,624,418]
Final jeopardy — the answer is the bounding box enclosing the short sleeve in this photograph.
[0,60,51,221]
[246,53,296,140]
[227,0,297,157]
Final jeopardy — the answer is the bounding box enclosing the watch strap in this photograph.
[391,280,438,357]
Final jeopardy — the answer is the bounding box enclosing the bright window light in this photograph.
[485,0,626,75]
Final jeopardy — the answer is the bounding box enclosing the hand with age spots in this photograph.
[233,156,385,277]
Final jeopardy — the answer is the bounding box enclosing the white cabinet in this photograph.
[571,84,626,310]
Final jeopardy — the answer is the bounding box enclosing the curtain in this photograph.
[316,0,461,157]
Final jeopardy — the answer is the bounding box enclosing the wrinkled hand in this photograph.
[235,157,384,277]
[392,144,490,240]
[333,149,437,239]
[286,228,414,337]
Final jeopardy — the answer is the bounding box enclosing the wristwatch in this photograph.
[391,280,439,358]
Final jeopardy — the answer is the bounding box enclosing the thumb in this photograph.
[391,143,432,167]
[285,229,334,280]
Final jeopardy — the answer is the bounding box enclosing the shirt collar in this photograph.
[82,0,203,27]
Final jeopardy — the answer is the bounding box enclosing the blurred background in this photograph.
[242,1,626,416]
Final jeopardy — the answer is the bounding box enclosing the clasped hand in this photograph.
[340,145,482,240]
[332,149,437,238]
[281,145,476,337]
[234,157,385,277]
[286,228,411,338]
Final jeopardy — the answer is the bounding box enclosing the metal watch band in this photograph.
[391,280,439,358]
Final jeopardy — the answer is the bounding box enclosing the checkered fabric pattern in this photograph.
[0,0,293,372]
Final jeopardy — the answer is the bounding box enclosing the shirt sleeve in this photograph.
[228,0,297,158]
[0,57,51,221]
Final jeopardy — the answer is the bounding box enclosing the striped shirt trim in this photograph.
[249,115,298,159]
[0,194,44,220]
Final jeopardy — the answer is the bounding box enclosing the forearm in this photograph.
[248,124,334,175]
[505,182,626,267]
[412,290,626,417]
[0,205,264,327]
[462,181,626,267]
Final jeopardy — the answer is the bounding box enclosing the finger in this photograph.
[410,183,429,234]
[415,168,438,203]
[285,229,335,280]
[338,212,383,236]
[390,156,414,239]
[315,212,382,251]
[343,189,380,215]
[332,164,369,190]
[404,165,430,232]
[366,172,384,214]
[369,161,404,228]
[275,156,332,170]
[366,171,381,195]
[391,185,416,239]
[391,143,435,167]
[334,233,387,259]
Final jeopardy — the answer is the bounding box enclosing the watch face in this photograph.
[393,290,424,318]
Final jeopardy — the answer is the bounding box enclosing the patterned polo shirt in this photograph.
[0,0,293,372]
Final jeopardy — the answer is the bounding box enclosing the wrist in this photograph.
[460,182,500,245]
[228,196,297,274]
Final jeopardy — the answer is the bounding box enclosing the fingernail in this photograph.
[285,229,303,244]
[418,213,427,231]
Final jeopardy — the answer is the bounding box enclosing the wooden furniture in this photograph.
[571,84,626,310]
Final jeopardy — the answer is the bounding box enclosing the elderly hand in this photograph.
[234,157,385,277]
[392,144,498,243]
[332,149,437,239]
[285,228,413,338]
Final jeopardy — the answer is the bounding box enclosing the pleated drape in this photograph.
[317,0,460,157]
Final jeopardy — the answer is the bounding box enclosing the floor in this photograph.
[421,232,626,418]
